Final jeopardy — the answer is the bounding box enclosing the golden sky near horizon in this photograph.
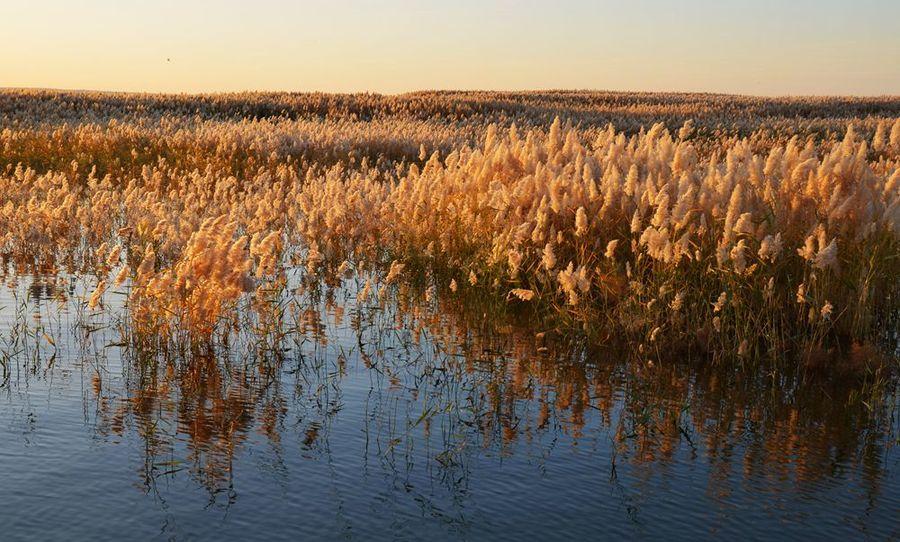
[2,0,899,95]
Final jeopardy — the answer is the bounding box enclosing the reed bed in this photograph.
[0,90,898,366]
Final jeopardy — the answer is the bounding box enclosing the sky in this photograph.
[2,0,899,96]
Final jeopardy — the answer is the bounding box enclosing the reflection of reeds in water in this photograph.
[0,265,894,509]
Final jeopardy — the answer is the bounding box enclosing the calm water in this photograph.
[0,273,897,541]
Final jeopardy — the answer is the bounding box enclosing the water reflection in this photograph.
[0,274,897,540]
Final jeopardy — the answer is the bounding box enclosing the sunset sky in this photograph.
[3,0,898,95]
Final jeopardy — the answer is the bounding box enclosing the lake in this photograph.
[0,272,896,541]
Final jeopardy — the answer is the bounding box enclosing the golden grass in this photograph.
[0,90,897,362]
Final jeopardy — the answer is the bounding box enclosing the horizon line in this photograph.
[3,86,899,101]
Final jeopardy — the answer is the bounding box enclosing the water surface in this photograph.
[0,273,897,541]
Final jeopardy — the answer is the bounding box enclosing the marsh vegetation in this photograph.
[0,90,897,540]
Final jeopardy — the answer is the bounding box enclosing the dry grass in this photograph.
[0,90,897,363]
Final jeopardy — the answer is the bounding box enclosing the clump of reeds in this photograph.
[295,118,900,360]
